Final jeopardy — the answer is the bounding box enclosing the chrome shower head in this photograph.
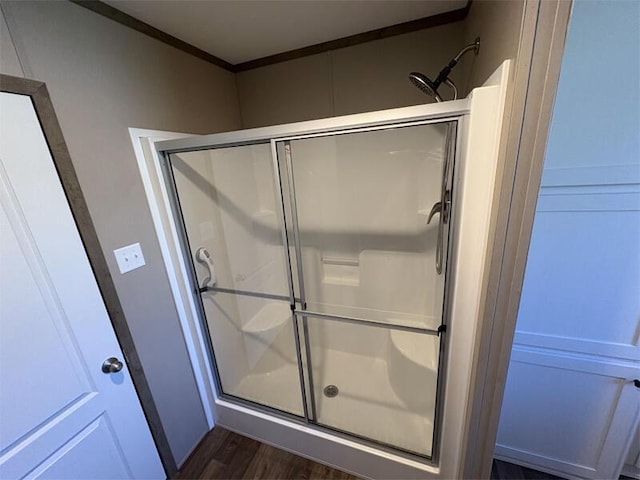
[408,72,443,102]
[409,37,480,101]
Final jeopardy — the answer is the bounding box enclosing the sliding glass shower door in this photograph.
[161,118,457,460]
[277,122,455,457]
[167,143,305,417]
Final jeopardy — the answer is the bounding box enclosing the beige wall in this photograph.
[0,0,241,466]
[0,10,21,77]
[464,0,525,90]
[236,2,525,129]
[236,20,471,128]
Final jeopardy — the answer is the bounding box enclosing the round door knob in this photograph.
[102,357,124,374]
[634,379,640,389]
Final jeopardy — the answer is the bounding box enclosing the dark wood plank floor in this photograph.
[174,427,563,480]
[491,459,563,480]
[173,427,359,480]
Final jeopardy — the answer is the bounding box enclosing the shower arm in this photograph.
[443,78,458,101]
[433,38,481,91]
[453,41,480,62]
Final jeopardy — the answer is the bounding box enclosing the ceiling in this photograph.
[103,1,467,65]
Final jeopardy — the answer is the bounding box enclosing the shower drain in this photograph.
[323,385,339,398]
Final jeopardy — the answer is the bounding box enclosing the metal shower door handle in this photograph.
[427,189,450,275]
[427,190,451,225]
[427,201,442,224]
[429,122,455,275]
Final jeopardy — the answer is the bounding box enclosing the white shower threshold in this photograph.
[231,348,433,457]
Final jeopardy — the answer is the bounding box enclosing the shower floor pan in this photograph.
[231,347,434,457]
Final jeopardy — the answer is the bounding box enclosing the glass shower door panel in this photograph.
[282,123,452,331]
[169,145,303,416]
[301,314,441,457]
[202,292,302,415]
[170,145,290,299]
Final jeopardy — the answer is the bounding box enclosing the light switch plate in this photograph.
[114,242,146,274]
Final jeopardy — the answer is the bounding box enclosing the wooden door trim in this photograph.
[0,74,177,476]
[459,1,573,478]
[70,0,471,73]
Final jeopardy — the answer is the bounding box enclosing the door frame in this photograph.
[0,74,176,476]
[460,1,574,478]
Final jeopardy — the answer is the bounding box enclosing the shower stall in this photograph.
[149,61,509,478]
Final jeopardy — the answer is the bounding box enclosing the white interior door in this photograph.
[0,91,165,479]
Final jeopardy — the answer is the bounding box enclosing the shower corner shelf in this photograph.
[241,301,290,334]
[389,329,438,370]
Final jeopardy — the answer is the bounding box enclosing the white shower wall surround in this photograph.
[147,61,511,479]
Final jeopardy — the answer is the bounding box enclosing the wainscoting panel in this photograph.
[495,348,639,479]
[516,166,639,362]
[497,163,640,479]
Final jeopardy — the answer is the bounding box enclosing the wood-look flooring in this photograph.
[173,427,358,480]
[491,459,563,480]
[174,427,563,480]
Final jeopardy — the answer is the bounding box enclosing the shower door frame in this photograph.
[155,100,470,466]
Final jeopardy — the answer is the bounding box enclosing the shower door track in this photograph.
[156,102,469,155]
[216,389,442,462]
